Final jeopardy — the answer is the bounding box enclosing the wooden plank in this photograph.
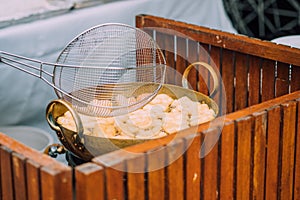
[93,151,139,200]
[0,146,14,200]
[294,99,300,199]
[252,111,267,200]
[105,165,125,199]
[197,43,210,96]
[75,163,104,200]
[236,116,253,200]
[40,164,73,200]
[12,152,27,200]
[248,55,261,106]
[185,134,202,200]
[166,139,185,200]
[156,31,176,85]
[221,49,235,113]
[135,15,300,66]
[219,121,235,200]
[126,154,146,200]
[276,62,290,97]
[209,45,221,110]
[279,102,297,200]
[146,146,166,200]
[290,65,300,92]
[0,132,64,167]
[26,160,41,200]
[202,127,220,200]
[186,39,199,90]
[265,105,281,200]
[175,35,187,82]
[261,59,276,102]
[234,52,249,111]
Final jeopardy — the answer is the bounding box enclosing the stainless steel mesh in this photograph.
[0,23,166,117]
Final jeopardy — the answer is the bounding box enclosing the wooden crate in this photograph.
[0,133,72,200]
[1,15,300,199]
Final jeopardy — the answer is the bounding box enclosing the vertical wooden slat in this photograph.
[127,154,146,200]
[294,99,300,199]
[92,153,128,199]
[220,121,235,200]
[265,105,281,200]
[187,39,199,90]
[202,128,220,200]
[104,163,125,200]
[252,111,267,200]
[236,116,253,200]
[26,160,41,200]
[198,43,210,96]
[176,36,187,79]
[41,164,73,200]
[185,134,202,200]
[0,146,14,200]
[210,45,222,113]
[261,59,276,102]
[221,49,235,113]
[290,65,300,92]
[276,62,290,97]
[166,140,185,200]
[279,102,297,200]
[234,52,249,111]
[147,146,166,200]
[248,55,261,106]
[12,152,27,200]
[156,31,176,85]
[75,163,104,200]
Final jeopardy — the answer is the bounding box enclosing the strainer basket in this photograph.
[0,23,166,117]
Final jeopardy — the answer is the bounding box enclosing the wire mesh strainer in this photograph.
[0,23,166,117]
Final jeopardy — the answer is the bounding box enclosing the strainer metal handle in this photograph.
[0,51,85,104]
[182,62,219,97]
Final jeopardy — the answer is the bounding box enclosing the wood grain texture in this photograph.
[234,52,249,111]
[166,139,185,200]
[12,152,27,200]
[261,59,276,102]
[221,49,235,113]
[294,99,300,199]
[290,65,300,92]
[265,106,281,200]
[248,55,261,106]
[187,39,199,91]
[252,111,267,200]
[276,62,290,98]
[185,134,202,200]
[0,146,14,200]
[280,102,297,200]
[236,116,253,200]
[219,122,235,200]
[202,127,220,200]
[136,15,300,66]
[75,163,104,200]
[146,145,166,200]
[26,160,41,200]
[126,154,146,200]
[40,164,73,200]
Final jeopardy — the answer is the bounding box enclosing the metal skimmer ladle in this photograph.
[0,23,166,117]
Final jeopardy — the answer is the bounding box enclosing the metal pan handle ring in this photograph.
[182,62,219,97]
